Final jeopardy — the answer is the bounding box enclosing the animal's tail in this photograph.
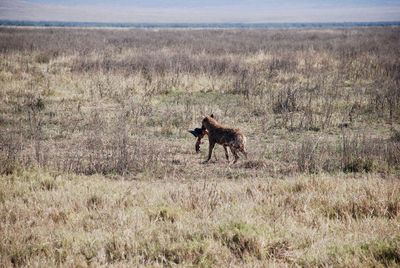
[236,133,248,158]
[239,132,246,143]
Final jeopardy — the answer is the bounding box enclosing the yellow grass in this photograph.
[0,27,399,266]
[1,169,399,266]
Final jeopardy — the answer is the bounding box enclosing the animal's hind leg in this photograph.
[239,147,248,159]
[223,145,229,162]
[213,152,218,161]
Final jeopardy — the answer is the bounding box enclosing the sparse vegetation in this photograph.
[0,27,399,266]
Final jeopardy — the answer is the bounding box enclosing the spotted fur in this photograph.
[201,114,247,163]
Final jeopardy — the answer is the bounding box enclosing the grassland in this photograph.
[0,27,399,267]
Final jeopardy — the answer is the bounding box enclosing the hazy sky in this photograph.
[1,0,400,23]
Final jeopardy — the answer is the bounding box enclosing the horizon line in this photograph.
[2,19,400,25]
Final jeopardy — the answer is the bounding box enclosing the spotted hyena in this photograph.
[201,114,247,163]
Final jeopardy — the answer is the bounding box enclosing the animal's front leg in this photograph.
[204,142,215,163]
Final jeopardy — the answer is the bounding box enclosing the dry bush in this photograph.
[1,27,400,177]
[0,132,22,175]
[295,133,399,174]
[216,222,264,259]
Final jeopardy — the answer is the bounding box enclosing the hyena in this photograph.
[201,114,247,163]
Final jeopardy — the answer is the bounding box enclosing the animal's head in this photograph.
[201,114,216,130]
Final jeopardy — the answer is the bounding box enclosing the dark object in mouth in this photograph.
[195,137,202,153]
[188,128,204,138]
[189,128,207,153]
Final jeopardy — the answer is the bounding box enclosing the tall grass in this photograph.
[0,27,399,266]
[0,27,399,176]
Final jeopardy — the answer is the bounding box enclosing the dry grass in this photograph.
[1,169,399,267]
[0,27,399,266]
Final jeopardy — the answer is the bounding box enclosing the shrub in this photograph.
[360,238,400,265]
[149,206,180,223]
[216,222,263,259]
[343,158,373,173]
[35,53,50,64]
[87,194,103,209]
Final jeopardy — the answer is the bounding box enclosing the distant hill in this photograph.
[1,20,400,29]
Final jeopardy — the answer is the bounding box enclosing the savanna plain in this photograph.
[0,27,399,267]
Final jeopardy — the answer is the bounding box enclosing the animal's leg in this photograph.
[204,142,215,163]
[213,150,218,161]
[239,147,248,159]
[230,147,239,164]
[223,145,230,162]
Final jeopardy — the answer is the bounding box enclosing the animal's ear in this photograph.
[210,114,214,118]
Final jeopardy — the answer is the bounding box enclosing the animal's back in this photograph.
[210,126,244,147]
